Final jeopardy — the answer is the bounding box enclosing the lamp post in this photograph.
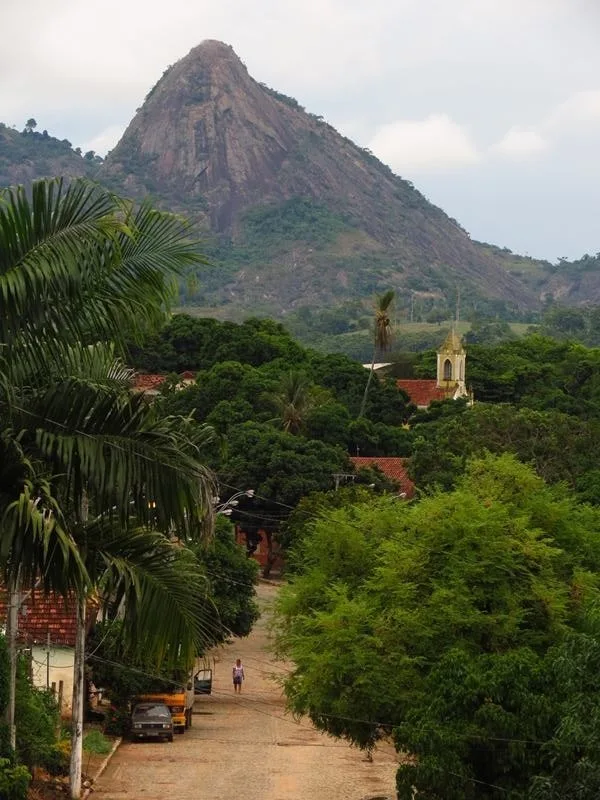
[213,489,255,516]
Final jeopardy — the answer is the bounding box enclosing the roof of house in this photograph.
[132,372,196,393]
[397,379,447,408]
[350,456,415,498]
[0,590,78,648]
[132,373,167,392]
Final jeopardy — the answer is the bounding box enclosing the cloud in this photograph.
[491,128,549,159]
[0,0,598,259]
[368,114,480,174]
[81,125,126,157]
[546,90,600,131]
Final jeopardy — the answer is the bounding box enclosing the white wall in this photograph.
[30,645,74,716]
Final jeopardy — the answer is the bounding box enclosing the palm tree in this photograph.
[26,351,217,797]
[0,179,216,797]
[358,290,395,418]
[274,371,312,434]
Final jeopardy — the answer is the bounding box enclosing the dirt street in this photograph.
[93,581,398,800]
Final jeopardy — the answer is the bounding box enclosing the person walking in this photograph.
[232,658,245,694]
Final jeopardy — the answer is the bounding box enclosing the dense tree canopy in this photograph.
[409,403,600,499]
[274,454,600,798]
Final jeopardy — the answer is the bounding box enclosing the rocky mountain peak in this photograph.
[100,42,543,313]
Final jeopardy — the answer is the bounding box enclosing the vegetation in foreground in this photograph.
[2,172,600,798]
[0,178,228,799]
[274,454,600,798]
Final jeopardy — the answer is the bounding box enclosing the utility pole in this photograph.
[46,632,51,689]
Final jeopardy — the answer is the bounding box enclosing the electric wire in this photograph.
[26,643,595,754]
[7,400,400,541]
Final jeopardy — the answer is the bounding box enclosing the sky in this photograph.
[1,0,599,262]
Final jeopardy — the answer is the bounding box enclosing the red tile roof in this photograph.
[132,373,167,392]
[397,379,447,408]
[0,590,78,648]
[132,372,196,392]
[350,457,415,498]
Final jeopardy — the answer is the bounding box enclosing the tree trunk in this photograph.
[69,593,86,799]
[358,349,377,419]
[5,572,21,753]
[262,530,274,579]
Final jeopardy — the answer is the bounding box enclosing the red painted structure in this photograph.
[350,456,415,498]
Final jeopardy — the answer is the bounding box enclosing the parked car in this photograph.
[131,702,174,742]
[194,668,213,695]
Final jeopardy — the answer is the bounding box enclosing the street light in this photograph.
[213,489,255,516]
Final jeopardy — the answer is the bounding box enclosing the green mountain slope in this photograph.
[1,42,597,320]
[0,122,99,187]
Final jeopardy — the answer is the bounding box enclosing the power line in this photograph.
[7,400,394,541]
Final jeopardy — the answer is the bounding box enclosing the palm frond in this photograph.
[0,179,122,344]
[0,437,87,594]
[27,379,215,532]
[85,522,221,668]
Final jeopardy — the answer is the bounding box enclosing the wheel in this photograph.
[187,708,193,729]
[176,726,185,734]
[167,734,173,743]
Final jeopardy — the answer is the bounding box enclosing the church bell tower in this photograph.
[436,329,467,398]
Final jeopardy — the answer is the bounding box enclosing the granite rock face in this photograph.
[103,40,539,311]
[4,42,568,314]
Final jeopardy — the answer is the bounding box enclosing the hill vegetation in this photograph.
[3,41,598,323]
[0,121,99,187]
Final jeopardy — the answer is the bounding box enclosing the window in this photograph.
[443,359,452,380]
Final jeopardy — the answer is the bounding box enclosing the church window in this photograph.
[443,359,452,380]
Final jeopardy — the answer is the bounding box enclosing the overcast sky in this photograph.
[1,0,599,261]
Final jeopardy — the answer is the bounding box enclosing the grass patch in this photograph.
[83,729,112,756]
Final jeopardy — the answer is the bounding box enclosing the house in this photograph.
[350,456,415,498]
[0,590,79,716]
[397,329,470,409]
[132,371,196,397]
[235,525,284,574]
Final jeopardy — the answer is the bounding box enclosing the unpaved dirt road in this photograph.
[93,581,398,800]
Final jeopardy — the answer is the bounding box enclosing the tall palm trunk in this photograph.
[70,492,88,800]
[358,351,377,419]
[69,593,86,799]
[358,290,394,420]
[5,571,21,752]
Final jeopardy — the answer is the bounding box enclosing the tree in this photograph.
[220,422,351,575]
[274,454,600,797]
[358,290,394,418]
[274,371,313,434]
[0,178,215,797]
[23,119,36,133]
[191,516,259,638]
[408,404,600,494]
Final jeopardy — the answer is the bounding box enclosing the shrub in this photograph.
[103,706,130,737]
[43,736,71,777]
[0,758,30,800]
[15,663,61,771]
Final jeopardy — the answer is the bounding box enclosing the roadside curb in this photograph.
[82,736,122,799]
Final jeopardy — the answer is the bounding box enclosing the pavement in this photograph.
[91,581,398,800]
